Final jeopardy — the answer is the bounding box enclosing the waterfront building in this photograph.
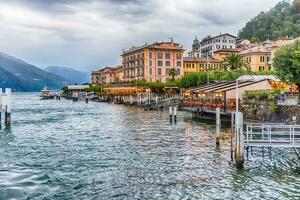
[187,37,201,58]
[183,57,221,75]
[91,66,124,85]
[236,39,251,50]
[213,48,240,61]
[121,40,184,83]
[67,85,89,97]
[200,33,236,58]
[114,65,125,83]
[240,46,271,71]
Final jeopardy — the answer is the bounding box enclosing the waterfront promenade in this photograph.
[0,93,299,199]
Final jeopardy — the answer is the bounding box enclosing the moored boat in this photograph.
[40,86,55,100]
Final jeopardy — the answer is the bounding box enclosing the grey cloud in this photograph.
[0,0,281,71]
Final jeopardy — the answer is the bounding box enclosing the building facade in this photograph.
[91,66,124,85]
[122,40,184,83]
[240,47,271,71]
[183,57,221,75]
[187,37,201,58]
[200,33,236,58]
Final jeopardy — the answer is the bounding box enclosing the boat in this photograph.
[40,86,55,100]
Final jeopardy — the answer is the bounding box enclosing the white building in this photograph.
[200,33,236,58]
[188,37,201,58]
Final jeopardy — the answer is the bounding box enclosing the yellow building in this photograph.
[121,40,184,83]
[213,49,240,61]
[183,57,221,75]
[240,46,271,71]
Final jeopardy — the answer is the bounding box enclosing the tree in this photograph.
[169,68,178,81]
[274,40,300,86]
[238,1,300,41]
[221,53,250,71]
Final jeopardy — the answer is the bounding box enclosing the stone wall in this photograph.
[241,100,300,124]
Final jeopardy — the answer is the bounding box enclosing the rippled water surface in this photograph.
[0,93,299,199]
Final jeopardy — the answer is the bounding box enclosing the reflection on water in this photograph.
[0,93,299,199]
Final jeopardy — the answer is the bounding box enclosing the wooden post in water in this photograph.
[216,107,221,146]
[174,107,177,124]
[234,112,244,169]
[0,89,2,125]
[5,89,12,125]
[85,93,88,104]
[169,106,173,124]
[231,112,235,161]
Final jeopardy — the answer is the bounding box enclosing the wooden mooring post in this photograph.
[0,88,12,125]
[234,112,244,169]
[216,107,221,146]
[169,106,177,124]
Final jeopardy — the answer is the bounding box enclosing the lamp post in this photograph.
[236,79,239,112]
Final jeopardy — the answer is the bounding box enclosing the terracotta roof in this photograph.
[183,57,220,63]
[122,41,184,55]
[240,46,271,55]
[201,33,236,43]
[213,48,240,53]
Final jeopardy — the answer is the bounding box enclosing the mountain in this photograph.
[44,66,90,84]
[238,1,300,42]
[0,52,69,92]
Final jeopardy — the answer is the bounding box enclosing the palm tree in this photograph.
[221,53,250,71]
[169,68,178,81]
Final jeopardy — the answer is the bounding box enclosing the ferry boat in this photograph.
[40,87,55,100]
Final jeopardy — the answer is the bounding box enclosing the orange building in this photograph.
[121,40,184,83]
[91,66,124,85]
[183,57,222,75]
[213,49,240,61]
[240,46,271,71]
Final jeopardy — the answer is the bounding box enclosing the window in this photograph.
[149,68,152,76]
[166,68,170,76]
[216,45,220,49]
[166,61,170,66]
[165,53,170,59]
[200,64,204,70]
[177,69,180,75]
[260,56,265,63]
[267,56,270,62]
[158,61,163,66]
[158,68,162,76]
[149,60,152,66]
[177,61,181,67]
[176,54,181,59]
[222,45,226,49]
[259,66,264,71]
[230,45,232,49]
[158,53,163,59]
[149,53,152,59]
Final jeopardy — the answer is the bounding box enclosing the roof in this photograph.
[237,75,280,81]
[201,33,236,43]
[240,46,271,55]
[68,85,89,90]
[190,79,269,94]
[183,57,221,63]
[213,48,240,53]
[122,41,184,55]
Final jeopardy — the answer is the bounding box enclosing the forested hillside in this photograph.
[238,1,300,42]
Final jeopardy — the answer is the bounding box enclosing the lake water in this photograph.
[0,93,299,199]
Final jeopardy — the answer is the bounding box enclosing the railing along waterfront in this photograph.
[244,123,300,148]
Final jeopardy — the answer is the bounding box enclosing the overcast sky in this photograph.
[0,0,281,72]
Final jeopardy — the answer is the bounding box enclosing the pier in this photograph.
[231,112,300,169]
[0,88,12,125]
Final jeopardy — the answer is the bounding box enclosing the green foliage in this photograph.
[274,40,300,85]
[245,90,270,100]
[62,86,68,95]
[221,53,250,71]
[239,1,300,41]
[269,101,278,114]
[168,68,178,81]
[178,70,274,89]
[85,84,103,94]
